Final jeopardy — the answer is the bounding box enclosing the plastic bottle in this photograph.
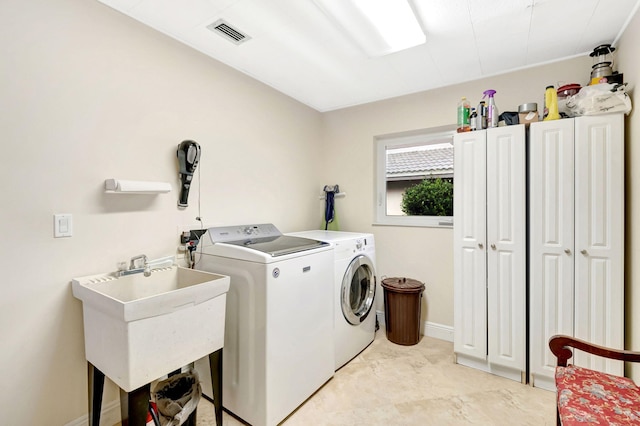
[477,100,487,130]
[483,90,498,128]
[543,85,560,121]
[457,97,471,133]
[469,108,477,131]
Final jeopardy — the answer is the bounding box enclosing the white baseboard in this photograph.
[376,310,454,343]
[65,399,121,426]
[424,321,454,342]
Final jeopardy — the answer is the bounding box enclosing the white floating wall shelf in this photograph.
[105,179,172,194]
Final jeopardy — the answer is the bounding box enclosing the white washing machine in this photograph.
[287,230,377,370]
[195,224,334,426]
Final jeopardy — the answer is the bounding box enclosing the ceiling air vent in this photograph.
[206,19,251,45]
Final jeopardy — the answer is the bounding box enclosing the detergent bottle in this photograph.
[483,90,498,128]
[457,97,471,132]
[469,107,477,131]
[477,100,487,130]
[543,85,560,121]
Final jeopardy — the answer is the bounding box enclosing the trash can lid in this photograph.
[381,277,425,293]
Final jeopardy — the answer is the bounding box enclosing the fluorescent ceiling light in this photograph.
[313,0,426,57]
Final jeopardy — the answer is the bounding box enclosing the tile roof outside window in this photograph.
[386,144,453,180]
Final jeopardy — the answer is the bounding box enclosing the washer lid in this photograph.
[206,224,328,257]
[224,235,329,257]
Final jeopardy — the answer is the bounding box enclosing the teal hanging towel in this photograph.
[323,185,340,231]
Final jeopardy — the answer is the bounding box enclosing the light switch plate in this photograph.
[54,213,73,238]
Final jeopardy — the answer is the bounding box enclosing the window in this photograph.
[374,125,455,227]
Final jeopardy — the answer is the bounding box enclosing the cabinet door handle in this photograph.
[580,249,588,255]
[490,244,496,250]
[478,243,484,249]
[564,248,571,255]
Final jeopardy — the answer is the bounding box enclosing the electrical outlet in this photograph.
[177,225,207,244]
[182,229,207,244]
[180,230,191,244]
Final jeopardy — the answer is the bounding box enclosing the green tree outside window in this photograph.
[401,178,453,216]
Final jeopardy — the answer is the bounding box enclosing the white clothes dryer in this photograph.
[195,224,334,426]
[287,230,377,370]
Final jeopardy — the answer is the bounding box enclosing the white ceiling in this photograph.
[99,0,640,112]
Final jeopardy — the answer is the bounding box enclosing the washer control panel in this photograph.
[207,223,281,243]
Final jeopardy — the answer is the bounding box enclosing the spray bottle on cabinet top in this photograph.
[483,90,498,128]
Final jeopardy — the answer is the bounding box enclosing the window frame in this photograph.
[374,124,456,228]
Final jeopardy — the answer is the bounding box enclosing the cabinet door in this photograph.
[529,119,575,390]
[486,125,526,371]
[574,114,624,375]
[453,131,487,360]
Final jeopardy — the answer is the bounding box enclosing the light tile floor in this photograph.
[195,332,556,425]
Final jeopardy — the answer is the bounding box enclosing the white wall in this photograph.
[0,0,324,423]
[321,56,593,327]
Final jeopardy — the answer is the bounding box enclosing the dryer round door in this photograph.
[341,254,376,325]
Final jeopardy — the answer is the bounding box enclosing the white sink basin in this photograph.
[72,266,230,392]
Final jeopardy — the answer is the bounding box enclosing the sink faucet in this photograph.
[129,254,148,270]
[116,254,151,277]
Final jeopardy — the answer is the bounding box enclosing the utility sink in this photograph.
[72,266,230,392]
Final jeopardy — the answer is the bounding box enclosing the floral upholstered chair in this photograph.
[549,335,640,425]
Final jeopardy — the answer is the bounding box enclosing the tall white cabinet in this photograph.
[453,125,527,382]
[529,114,625,391]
